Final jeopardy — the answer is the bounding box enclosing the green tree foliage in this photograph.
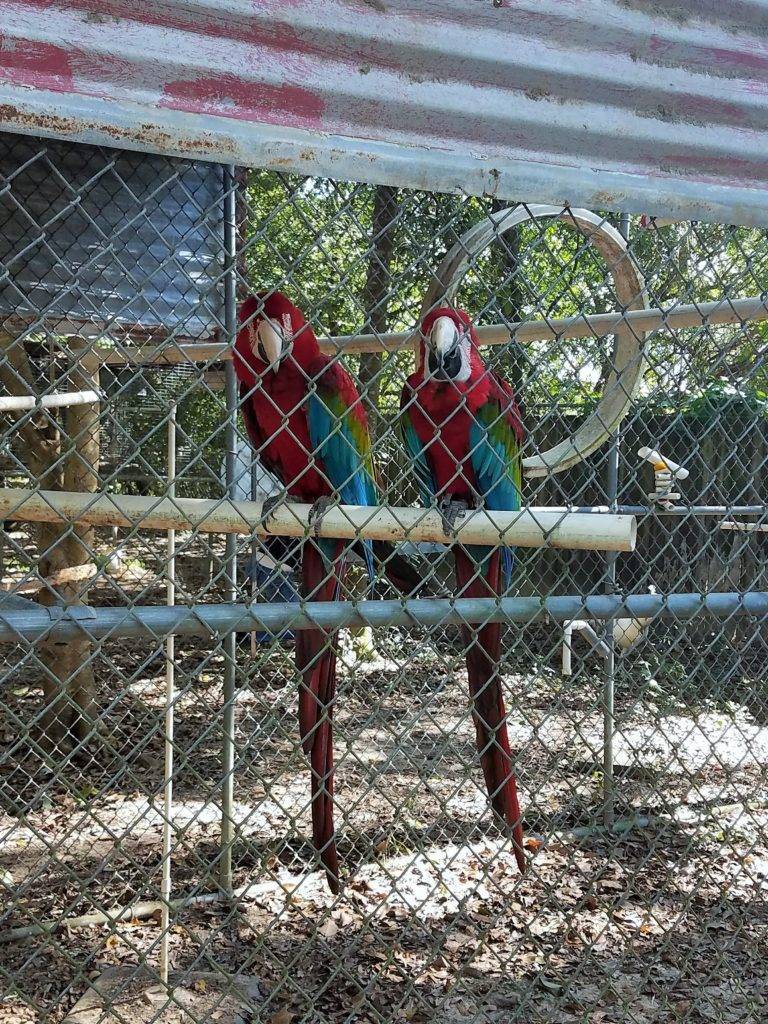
[108,172,768,498]
[242,173,768,414]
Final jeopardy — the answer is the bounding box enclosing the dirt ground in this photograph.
[0,530,767,1022]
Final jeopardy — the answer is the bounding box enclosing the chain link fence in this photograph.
[0,133,767,1023]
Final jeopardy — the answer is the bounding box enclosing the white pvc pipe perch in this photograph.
[0,488,637,553]
[561,620,610,677]
[637,447,690,480]
[0,390,100,412]
[562,622,575,677]
[159,405,177,986]
[720,521,768,533]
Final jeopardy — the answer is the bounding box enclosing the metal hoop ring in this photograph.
[420,205,649,477]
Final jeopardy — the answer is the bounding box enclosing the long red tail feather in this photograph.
[454,547,526,873]
[297,541,343,892]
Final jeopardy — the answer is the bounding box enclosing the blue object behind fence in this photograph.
[243,553,300,644]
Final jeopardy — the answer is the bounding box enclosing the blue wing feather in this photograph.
[469,423,521,513]
[469,400,522,589]
[398,406,437,506]
[307,387,377,580]
[307,395,377,505]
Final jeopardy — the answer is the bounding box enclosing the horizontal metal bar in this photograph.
[0,592,765,645]
[99,295,768,364]
[556,505,768,517]
[0,488,636,552]
[623,505,768,517]
[0,390,100,412]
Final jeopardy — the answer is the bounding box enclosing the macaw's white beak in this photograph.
[252,317,289,367]
[426,316,463,380]
[429,316,459,357]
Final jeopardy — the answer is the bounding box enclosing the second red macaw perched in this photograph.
[234,291,421,892]
[399,306,527,872]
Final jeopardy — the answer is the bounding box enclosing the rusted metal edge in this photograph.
[2,89,767,228]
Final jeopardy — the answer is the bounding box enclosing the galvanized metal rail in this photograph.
[99,294,768,365]
[0,592,764,645]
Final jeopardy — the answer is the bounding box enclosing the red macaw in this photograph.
[399,306,526,872]
[233,291,421,892]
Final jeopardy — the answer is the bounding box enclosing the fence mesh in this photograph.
[0,133,767,1024]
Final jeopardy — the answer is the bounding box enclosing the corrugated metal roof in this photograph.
[1,0,767,225]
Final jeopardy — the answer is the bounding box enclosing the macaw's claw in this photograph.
[438,497,470,538]
[309,496,335,538]
[259,493,285,533]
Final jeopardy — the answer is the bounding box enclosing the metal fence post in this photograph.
[220,165,239,896]
[159,402,176,984]
[602,210,631,829]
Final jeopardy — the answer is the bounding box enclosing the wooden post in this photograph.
[0,331,101,755]
[45,338,101,748]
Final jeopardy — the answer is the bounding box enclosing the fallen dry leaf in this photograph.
[270,1010,294,1024]
[319,918,339,939]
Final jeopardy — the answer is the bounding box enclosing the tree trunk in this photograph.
[490,197,526,397]
[358,185,399,438]
[0,333,101,756]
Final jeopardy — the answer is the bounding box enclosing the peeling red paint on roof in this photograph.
[161,75,324,130]
[0,37,74,93]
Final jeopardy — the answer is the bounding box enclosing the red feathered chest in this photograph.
[248,366,329,501]
[405,374,486,500]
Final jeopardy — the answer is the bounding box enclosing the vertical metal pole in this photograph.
[602,436,619,828]
[602,211,631,828]
[160,403,176,984]
[220,166,239,895]
[0,468,5,585]
[250,459,258,657]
